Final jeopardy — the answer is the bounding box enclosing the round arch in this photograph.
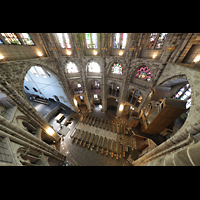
[130,65,152,83]
[107,61,124,76]
[86,60,101,74]
[23,65,71,108]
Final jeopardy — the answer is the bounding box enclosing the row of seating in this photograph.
[70,128,127,159]
[81,114,127,135]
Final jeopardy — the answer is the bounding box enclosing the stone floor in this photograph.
[59,105,140,166]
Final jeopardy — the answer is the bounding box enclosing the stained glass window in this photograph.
[155,33,168,49]
[66,62,78,73]
[92,33,97,49]
[63,33,71,49]
[186,98,192,109]
[57,33,65,48]
[85,33,98,49]
[88,61,100,72]
[56,33,71,49]
[146,33,157,49]
[173,83,192,109]
[114,33,127,49]
[114,33,120,49]
[120,33,127,49]
[1,33,21,45]
[135,66,151,82]
[111,62,123,75]
[19,33,34,45]
[85,33,91,48]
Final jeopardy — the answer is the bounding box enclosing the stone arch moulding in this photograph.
[156,63,200,136]
[106,61,124,75]
[159,74,187,86]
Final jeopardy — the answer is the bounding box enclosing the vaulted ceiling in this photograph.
[0,33,200,69]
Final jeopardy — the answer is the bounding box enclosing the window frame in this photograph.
[146,33,168,50]
[85,33,98,49]
[113,33,128,50]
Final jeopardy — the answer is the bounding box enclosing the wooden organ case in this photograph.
[141,86,187,134]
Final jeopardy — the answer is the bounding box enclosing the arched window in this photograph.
[18,33,34,45]
[111,62,123,75]
[88,61,100,73]
[109,83,120,97]
[146,33,168,49]
[90,80,100,93]
[127,89,142,107]
[66,62,78,73]
[135,66,151,82]
[56,33,71,49]
[114,33,128,49]
[172,83,191,109]
[73,83,83,94]
[85,33,97,49]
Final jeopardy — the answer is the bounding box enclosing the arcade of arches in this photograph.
[0,33,200,166]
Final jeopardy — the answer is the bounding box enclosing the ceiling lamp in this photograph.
[119,51,123,56]
[38,52,42,57]
[193,55,200,63]
[67,50,71,55]
[119,104,124,111]
[0,55,4,60]
[93,51,98,55]
[152,54,157,59]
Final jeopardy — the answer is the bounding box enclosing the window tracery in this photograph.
[172,83,191,109]
[146,33,168,49]
[88,61,100,73]
[114,33,127,49]
[66,62,78,73]
[111,62,123,75]
[85,33,97,49]
[135,66,151,82]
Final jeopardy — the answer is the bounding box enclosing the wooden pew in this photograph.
[95,117,100,128]
[88,116,94,126]
[107,139,112,156]
[88,133,95,149]
[96,136,103,152]
[103,119,107,130]
[91,116,97,126]
[101,137,107,154]
[80,131,87,145]
[81,114,89,123]
[109,121,113,132]
[71,129,80,143]
[70,128,77,138]
[116,124,120,134]
[83,132,91,147]
[123,145,126,157]
[106,120,110,131]
[76,130,83,144]
[99,118,103,128]
[85,115,91,124]
[91,135,99,149]
[116,142,121,159]
[111,140,116,158]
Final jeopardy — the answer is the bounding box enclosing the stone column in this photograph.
[146,138,200,166]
